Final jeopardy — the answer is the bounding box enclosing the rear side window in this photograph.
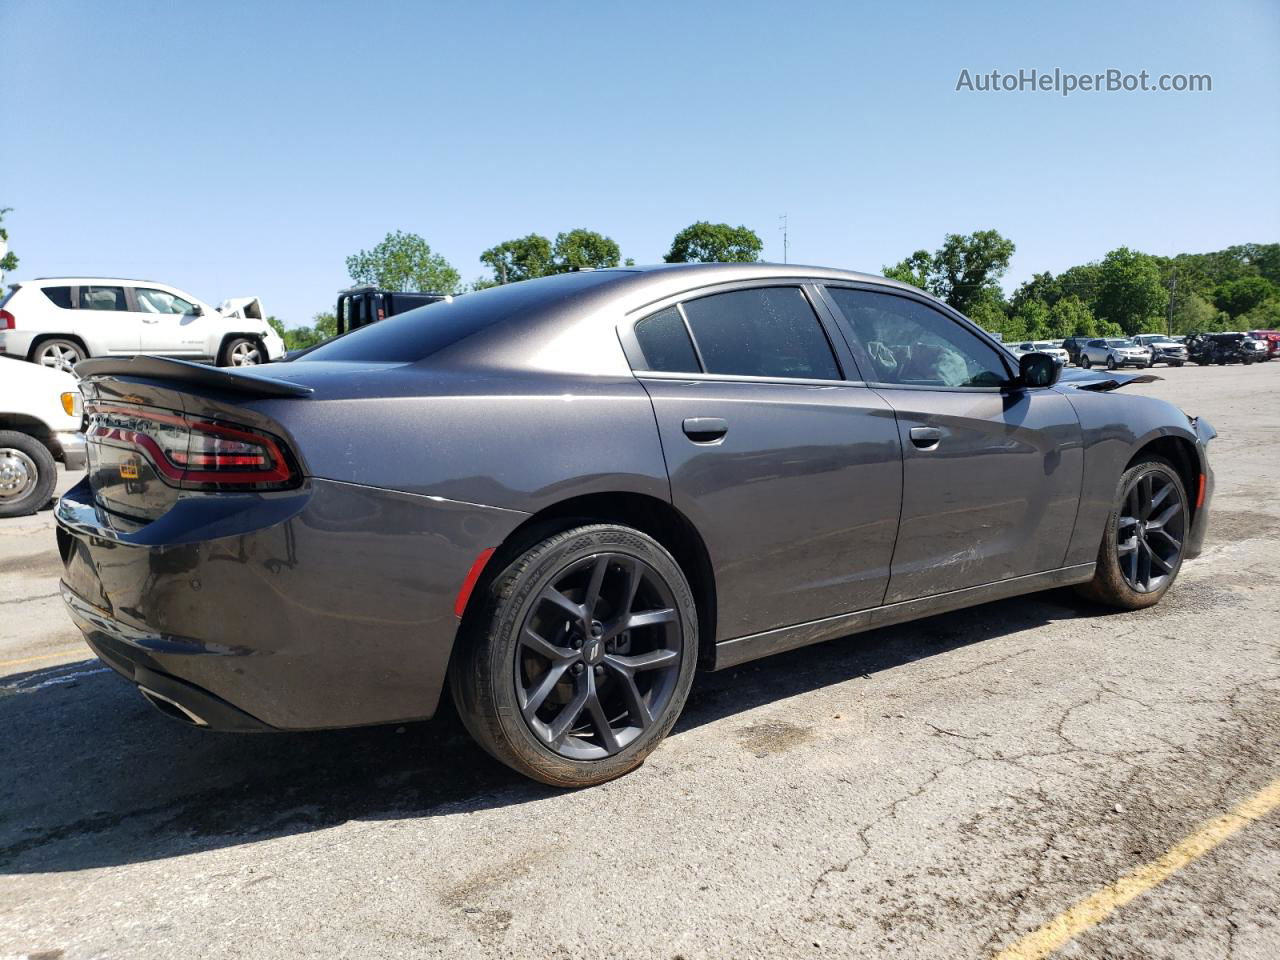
[79,286,127,311]
[634,307,700,373]
[680,287,841,380]
[41,286,74,309]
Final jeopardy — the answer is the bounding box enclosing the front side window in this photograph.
[825,287,1010,388]
[679,287,841,380]
[135,287,196,315]
[78,286,127,311]
[633,306,700,373]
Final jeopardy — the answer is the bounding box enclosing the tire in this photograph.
[450,524,699,788]
[0,431,58,519]
[1075,456,1188,610]
[29,338,86,373]
[219,337,263,367]
[1106,355,1117,370]
[1081,355,1092,369]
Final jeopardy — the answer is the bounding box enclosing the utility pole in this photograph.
[1167,267,1177,336]
[779,215,788,264]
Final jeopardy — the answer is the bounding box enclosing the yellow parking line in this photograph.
[0,648,87,669]
[994,777,1280,959]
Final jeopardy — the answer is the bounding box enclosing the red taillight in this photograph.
[87,404,298,490]
[0,309,15,330]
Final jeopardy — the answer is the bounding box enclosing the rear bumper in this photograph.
[55,474,526,730]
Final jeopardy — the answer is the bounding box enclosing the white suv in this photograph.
[0,277,285,372]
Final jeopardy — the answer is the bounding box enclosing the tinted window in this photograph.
[41,286,73,309]
[79,286,127,311]
[634,307,700,373]
[301,271,623,363]
[135,287,196,314]
[680,287,840,380]
[825,288,1010,388]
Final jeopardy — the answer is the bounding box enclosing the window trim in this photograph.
[816,282,1020,394]
[619,278,860,385]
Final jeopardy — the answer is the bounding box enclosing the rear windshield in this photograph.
[299,271,624,363]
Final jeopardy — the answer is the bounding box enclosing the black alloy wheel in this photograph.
[1077,456,1189,610]
[1115,467,1187,594]
[451,524,698,787]
[516,552,683,760]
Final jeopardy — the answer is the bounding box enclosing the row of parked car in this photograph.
[1007,331,1279,369]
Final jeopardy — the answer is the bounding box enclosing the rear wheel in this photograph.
[30,338,86,373]
[219,337,263,366]
[451,524,698,787]
[1076,457,1188,610]
[0,431,57,519]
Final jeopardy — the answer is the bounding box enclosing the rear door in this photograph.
[819,284,1083,603]
[621,281,903,643]
[74,284,140,353]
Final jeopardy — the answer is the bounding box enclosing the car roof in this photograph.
[28,276,170,285]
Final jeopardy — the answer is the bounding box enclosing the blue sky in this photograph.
[4,0,1278,327]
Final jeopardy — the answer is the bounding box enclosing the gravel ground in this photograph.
[1,363,1277,959]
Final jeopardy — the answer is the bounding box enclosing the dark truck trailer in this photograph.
[336,286,454,335]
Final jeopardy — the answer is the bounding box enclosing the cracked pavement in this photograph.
[2,364,1278,959]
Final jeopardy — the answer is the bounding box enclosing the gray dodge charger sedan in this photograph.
[56,263,1215,787]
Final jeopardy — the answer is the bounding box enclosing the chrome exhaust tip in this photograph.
[138,686,209,726]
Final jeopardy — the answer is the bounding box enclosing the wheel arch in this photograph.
[217,332,268,364]
[27,333,90,361]
[458,491,718,669]
[1126,432,1202,522]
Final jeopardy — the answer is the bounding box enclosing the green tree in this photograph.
[882,250,932,291]
[1048,295,1098,338]
[480,233,554,284]
[1214,276,1276,318]
[346,231,460,294]
[1012,299,1052,341]
[966,289,1022,342]
[884,230,1016,315]
[1240,298,1280,330]
[0,207,17,274]
[1010,272,1063,313]
[1170,292,1220,335]
[664,221,763,263]
[266,315,286,339]
[1094,247,1167,335]
[551,229,621,272]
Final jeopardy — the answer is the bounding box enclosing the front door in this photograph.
[821,285,1083,603]
[625,284,904,642]
[131,287,207,355]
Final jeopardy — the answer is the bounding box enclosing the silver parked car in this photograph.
[1132,334,1188,367]
[1080,337,1152,370]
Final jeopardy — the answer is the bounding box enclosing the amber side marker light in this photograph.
[60,392,82,417]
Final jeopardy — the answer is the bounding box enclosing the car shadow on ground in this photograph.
[0,588,1102,874]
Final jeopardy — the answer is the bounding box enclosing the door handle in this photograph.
[682,417,728,443]
[909,426,943,449]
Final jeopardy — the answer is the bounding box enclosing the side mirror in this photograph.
[188,304,206,317]
[1019,351,1061,388]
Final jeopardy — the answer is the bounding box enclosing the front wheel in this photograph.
[0,431,58,519]
[1106,355,1117,370]
[1076,457,1188,610]
[450,524,699,787]
[219,337,263,366]
[1081,355,1092,369]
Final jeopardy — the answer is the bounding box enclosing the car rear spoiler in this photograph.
[75,356,313,398]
